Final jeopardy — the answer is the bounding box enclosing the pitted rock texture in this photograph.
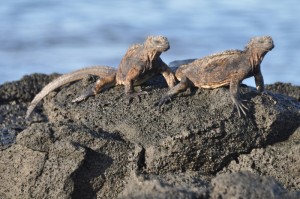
[210,171,300,199]
[220,127,300,191]
[0,73,299,198]
[266,82,300,101]
[42,76,300,174]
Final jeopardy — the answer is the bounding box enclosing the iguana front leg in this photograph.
[124,66,148,103]
[254,68,264,93]
[160,63,177,88]
[230,78,248,117]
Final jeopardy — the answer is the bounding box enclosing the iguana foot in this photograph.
[234,100,249,117]
[72,89,95,103]
[72,95,87,103]
[127,91,148,104]
[155,95,172,108]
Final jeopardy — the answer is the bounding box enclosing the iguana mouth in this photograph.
[266,42,275,51]
[267,40,275,51]
[158,45,170,51]
[256,44,274,51]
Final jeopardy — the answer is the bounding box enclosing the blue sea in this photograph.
[0,0,299,86]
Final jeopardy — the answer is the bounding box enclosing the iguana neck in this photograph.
[146,48,161,61]
[142,48,161,70]
[248,49,267,72]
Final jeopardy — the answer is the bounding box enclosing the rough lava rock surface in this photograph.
[0,73,299,199]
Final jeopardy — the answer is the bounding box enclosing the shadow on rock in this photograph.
[72,149,113,199]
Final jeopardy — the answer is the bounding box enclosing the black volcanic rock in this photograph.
[0,73,299,198]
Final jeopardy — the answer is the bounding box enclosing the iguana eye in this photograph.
[258,39,264,43]
[153,39,161,44]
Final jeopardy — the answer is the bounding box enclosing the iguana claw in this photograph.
[126,91,148,104]
[72,96,86,103]
[155,95,172,108]
[234,100,249,117]
[72,89,95,103]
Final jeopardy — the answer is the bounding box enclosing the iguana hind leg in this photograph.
[156,76,192,107]
[72,74,116,102]
[230,79,249,117]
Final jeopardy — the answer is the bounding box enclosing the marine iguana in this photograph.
[157,36,274,117]
[26,35,176,118]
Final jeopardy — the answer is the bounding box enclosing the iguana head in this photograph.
[145,35,170,52]
[246,36,275,51]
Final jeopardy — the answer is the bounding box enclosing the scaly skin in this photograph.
[26,35,176,118]
[72,35,176,102]
[158,36,275,117]
[114,36,176,98]
[26,66,116,118]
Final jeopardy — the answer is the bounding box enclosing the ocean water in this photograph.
[0,0,299,86]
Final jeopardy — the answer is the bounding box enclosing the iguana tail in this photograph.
[26,66,117,119]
